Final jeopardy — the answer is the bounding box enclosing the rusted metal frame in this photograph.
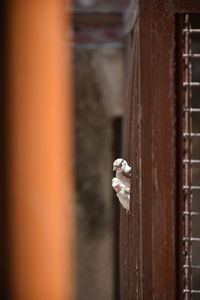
[139,2,177,299]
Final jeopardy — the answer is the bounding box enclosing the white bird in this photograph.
[112,177,130,211]
[113,158,131,188]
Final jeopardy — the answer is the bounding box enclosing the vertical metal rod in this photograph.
[183,14,193,300]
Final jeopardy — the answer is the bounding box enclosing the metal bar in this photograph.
[183,54,200,58]
[184,289,200,294]
[183,265,200,269]
[183,159,200,163]
[184,108,200,112]
[183,185,200,190]
[183,212,200,216]
[183,82,200,86]
[183,133,200,137]
[183,29,200,33]
[183,237,200,242]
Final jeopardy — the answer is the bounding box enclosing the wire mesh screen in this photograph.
[182,13,200,299]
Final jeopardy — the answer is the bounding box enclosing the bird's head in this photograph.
[113,158,124,171]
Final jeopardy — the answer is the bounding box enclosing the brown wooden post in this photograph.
[121,1,200,299]
[6,0,74,299]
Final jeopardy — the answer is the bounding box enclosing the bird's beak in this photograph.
[113,167,116,171]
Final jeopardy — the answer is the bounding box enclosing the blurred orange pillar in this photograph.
[6,0,74,299]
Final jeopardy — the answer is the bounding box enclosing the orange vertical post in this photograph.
[6,1,74,299]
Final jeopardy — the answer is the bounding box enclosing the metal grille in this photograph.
[182,14,200,299]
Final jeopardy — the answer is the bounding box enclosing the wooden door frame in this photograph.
[121,1,200,299]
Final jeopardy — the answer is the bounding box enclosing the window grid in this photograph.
[182,14,200,298]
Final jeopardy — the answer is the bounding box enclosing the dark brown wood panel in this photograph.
[121,17,142,300]
[121,1,200,299]
[121,1,177,299]
[175,1,200,12]
[140,2,177,298]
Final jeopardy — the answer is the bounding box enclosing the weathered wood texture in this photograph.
[120,1,200,299]
[139,3,176,298]
[120,18,142,300]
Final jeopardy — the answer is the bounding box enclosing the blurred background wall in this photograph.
[74,47,123,300]
[0,1,135,299]
[72,0,132,299]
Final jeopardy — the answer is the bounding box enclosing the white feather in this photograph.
[112,177,130,211]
